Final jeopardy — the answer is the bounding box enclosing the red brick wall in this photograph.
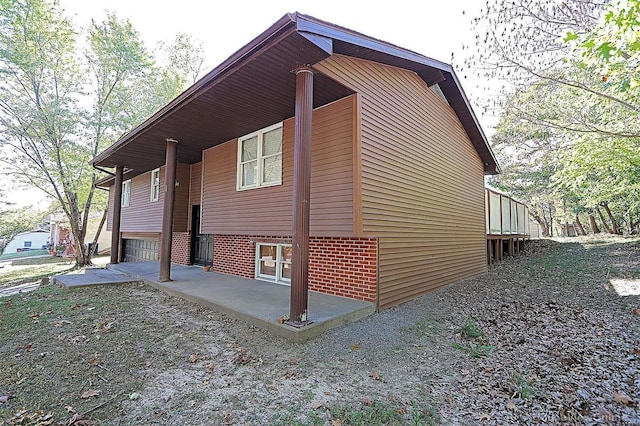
[309,237,377,302]
[171,232,191,265]
[212,234,378,302]
[213,234,257,278]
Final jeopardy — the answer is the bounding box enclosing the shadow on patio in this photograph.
[106,262,375,341]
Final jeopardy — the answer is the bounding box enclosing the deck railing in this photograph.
[485,188,530,264]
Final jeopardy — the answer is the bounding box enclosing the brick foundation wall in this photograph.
[171,232,191,265]
[213,234,258,278]
[155,232,191,265]
[309,237,377,302]
[212,234,378,302]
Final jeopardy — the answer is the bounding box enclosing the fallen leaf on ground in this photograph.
[506,402,518,411]
[613,391,637,406]
[129,392,141,400]
[93,319,114,333]
[80,389,101,399]
[188,354,198,363]
[25,344,33,352]
[396,406,407,415]
[599,406,614,422]
[69,335,86,344]
[0,395,9,403]
[88,353,100,366]
[206,363,216,373]
[310,401,324,410]
[68,413,93,425]
[331,420,342,426]
[350,344,361,351]
[362,398,372,406]
[65,405,75,413]
[370,371,381,381]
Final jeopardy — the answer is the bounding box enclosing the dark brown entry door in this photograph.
[191,205,213,266]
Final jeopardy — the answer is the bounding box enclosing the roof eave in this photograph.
[91,13,299,167]
[447,70,500,174]
[293,13,499,175]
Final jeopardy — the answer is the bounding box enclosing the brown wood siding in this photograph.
[187,162,203,231]
[173,164,190,232]
[189,162,202,207]
[106,164,191,233]
[121,232,159,241]
[201,95,354,236]
[314,55,487,309]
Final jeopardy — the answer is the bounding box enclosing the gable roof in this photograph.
[92,12,499,181]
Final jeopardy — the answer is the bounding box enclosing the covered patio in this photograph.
[103,262,375,341]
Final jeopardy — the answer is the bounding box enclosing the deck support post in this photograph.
[159,139,178,282]
[289,66,314,326]
[110,165,124,264]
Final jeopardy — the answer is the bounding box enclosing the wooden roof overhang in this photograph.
[92,13,498,186]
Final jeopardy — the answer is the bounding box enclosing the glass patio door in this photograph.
[256,243,291,284]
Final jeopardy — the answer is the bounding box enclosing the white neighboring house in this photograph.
[49,214,112,255]
[4,230,50,253]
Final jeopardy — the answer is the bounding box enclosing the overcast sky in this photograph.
[4,0,493,207]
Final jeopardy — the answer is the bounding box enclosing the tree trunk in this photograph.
[531,212,549,237]
[596,207,614,234]
[601,202,620,234]
[589,213,601,234]
[89,210,108,257]
[575,214,587,236]
[66,193,91,267]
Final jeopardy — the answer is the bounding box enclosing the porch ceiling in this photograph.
[93,29,353,174]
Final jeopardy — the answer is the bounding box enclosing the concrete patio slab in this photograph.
[107,262,375,341]
[54,268,142,288]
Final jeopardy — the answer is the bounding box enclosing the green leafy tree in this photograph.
[0,207,44,255]
[0,0,204,265]
[469,0,639,234]
[570,0,640,96]
[161,33,206,85]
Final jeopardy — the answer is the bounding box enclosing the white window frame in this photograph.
[255,243,292,285]
[150,168,160,202]
[236,122,283,191]
[122,180,131,207]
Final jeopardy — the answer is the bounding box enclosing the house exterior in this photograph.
[92,13,499,315]
[50,214,112,255]
[4,230,49,254]
[485,188,531,263]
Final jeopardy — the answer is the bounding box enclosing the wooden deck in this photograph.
[486,188,531,264]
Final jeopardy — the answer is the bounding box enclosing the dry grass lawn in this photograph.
[0,236,638,425]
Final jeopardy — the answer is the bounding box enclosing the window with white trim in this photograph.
[122,180,131,207]
[237,123,283,190]
[255,243,292,284]
[150,168,160,202]
[24,241,32,248]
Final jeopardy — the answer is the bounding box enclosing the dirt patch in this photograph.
[0,236,638,425]
[0,256,75,289]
